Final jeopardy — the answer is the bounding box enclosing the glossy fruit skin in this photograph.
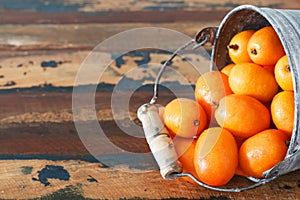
[163,98,207,138]
[194,127,238,186]
[271,91,294,137]
[229,62,279,103]
[247,26,285,66]
[239,129,289,178]
[173,137,198,184]
[263,65,275,74]
[215,94,270,138]
[227,30,255,64]
[221,63,235,76]
[274,55,293,91]
[195,71,233,125]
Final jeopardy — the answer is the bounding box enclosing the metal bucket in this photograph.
[138,4,300,192]
[210,4,300,179]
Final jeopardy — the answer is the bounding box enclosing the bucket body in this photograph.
[210,5,300,179]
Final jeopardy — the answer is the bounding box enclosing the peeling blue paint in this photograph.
[87,175,98,183]
[0,0,84,12]
[33,165,70,186]
[111,50,172,68]
[21,166,33,175]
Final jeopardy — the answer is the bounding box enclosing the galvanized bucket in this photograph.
[210,4,300,180]
[138,5,300,192]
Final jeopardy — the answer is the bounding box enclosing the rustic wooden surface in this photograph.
[0,0,300,199]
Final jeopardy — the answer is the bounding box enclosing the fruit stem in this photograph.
[228,44,239,50]
[251,49,257,55]
[286,65,291,72]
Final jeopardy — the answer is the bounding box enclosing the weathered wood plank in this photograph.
[0,22,217,50]
[0,0,298,25]
[0,159,299,199]
[0,49,211,90]
[0,90,174,158]
[0,90,299,199]
[0,1,299,199]
[0,0,299,19]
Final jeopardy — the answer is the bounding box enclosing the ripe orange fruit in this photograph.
[215,94,270,138]
[274,55,293,91]
[194,71,233,125]
[263,65,275,74]
[271,91,294,137]
[229,62,278,102]
[234,135,246,149]
[247,26,285,66]
[227,30,255,64]
[221,63,235,76]
[194,127,238,186]
[239,129,289,178]
[163,98,207,138]
[173,137,198,184]
[235,165,249,177]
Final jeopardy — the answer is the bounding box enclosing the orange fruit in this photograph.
[163,98,207,138]
[274,55,293,91]
[263,65,275,74]
[215,94,270,138]
[235,165,249,177]
[173,137,198,184]
[194,127,238,186]
[194,71,233,125]
[271,91,294,137]
[227,30,255,64]
[234,135,246,149]
[221,63,235,76]
[239,129,289,178]
[229,62,278,103]
[247,26,285,66]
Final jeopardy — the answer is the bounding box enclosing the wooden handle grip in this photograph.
[137,103,182,180]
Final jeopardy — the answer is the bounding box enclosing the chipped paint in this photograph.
[21,166,33,175]
[33,165,70,186]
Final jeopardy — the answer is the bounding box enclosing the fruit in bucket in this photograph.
[247,26,285,65]
[239,129,289,178]
[215,94,270,138]
[194,127,238,186]
[173,137,199,184]
[274,55,294,91]
[194,71,232,125]
[163,98,207,138]
[161,25,293,187]
[228,62,279,102]
[227,30,255,64]
[220,63,235,76]
[271,90,294,137]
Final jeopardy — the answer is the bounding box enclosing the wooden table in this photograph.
[0,1,299,199]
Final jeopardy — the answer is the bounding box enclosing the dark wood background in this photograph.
[0,0,300,199]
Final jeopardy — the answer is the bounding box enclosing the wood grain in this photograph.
[0,159,299,199]
[1,0,300,199]
[0,90,299,199]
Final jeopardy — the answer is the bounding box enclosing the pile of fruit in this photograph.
[162,26,294,186]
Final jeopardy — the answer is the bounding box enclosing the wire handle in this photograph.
[149,27,217,105]
[173,172,278,192]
